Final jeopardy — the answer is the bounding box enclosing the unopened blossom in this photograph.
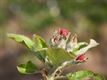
[58,28,69,38]
[50,28,99,63]
[75,54,87,63]
[50,28,70,49]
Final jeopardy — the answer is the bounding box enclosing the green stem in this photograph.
[54,76,67,80]
[42,60,75,80]
[51,60,74,79]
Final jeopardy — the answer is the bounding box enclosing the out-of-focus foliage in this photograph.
[58,0,107,22]
[0,0,107,31]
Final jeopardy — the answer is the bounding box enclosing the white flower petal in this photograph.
[58,39,66,49]
[66,34,78,52]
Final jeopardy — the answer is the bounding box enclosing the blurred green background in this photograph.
[0,0,107,80]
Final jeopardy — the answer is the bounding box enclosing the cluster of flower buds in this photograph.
[50,28,70,49]
[50,28,99,63]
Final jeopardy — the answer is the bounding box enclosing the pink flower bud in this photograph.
[75,54,87,63]
[58,28,69,37]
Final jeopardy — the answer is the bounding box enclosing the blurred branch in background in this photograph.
[46,0,60,18]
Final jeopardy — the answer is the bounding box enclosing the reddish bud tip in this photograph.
[58,28,69,37]
[75,54,87,62]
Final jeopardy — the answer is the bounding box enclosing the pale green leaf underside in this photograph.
[75,39,99,55]
[7,33,35,50]
[72,42,88,55]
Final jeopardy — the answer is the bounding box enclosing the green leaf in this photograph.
[67,70,105,80]
[17,61,38,74]
[45,48,75,67]
[7,33,35,50]
[32,34,48,62]
[94,73,105,80]
[35,50,47,62]
[32,34,47,52]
